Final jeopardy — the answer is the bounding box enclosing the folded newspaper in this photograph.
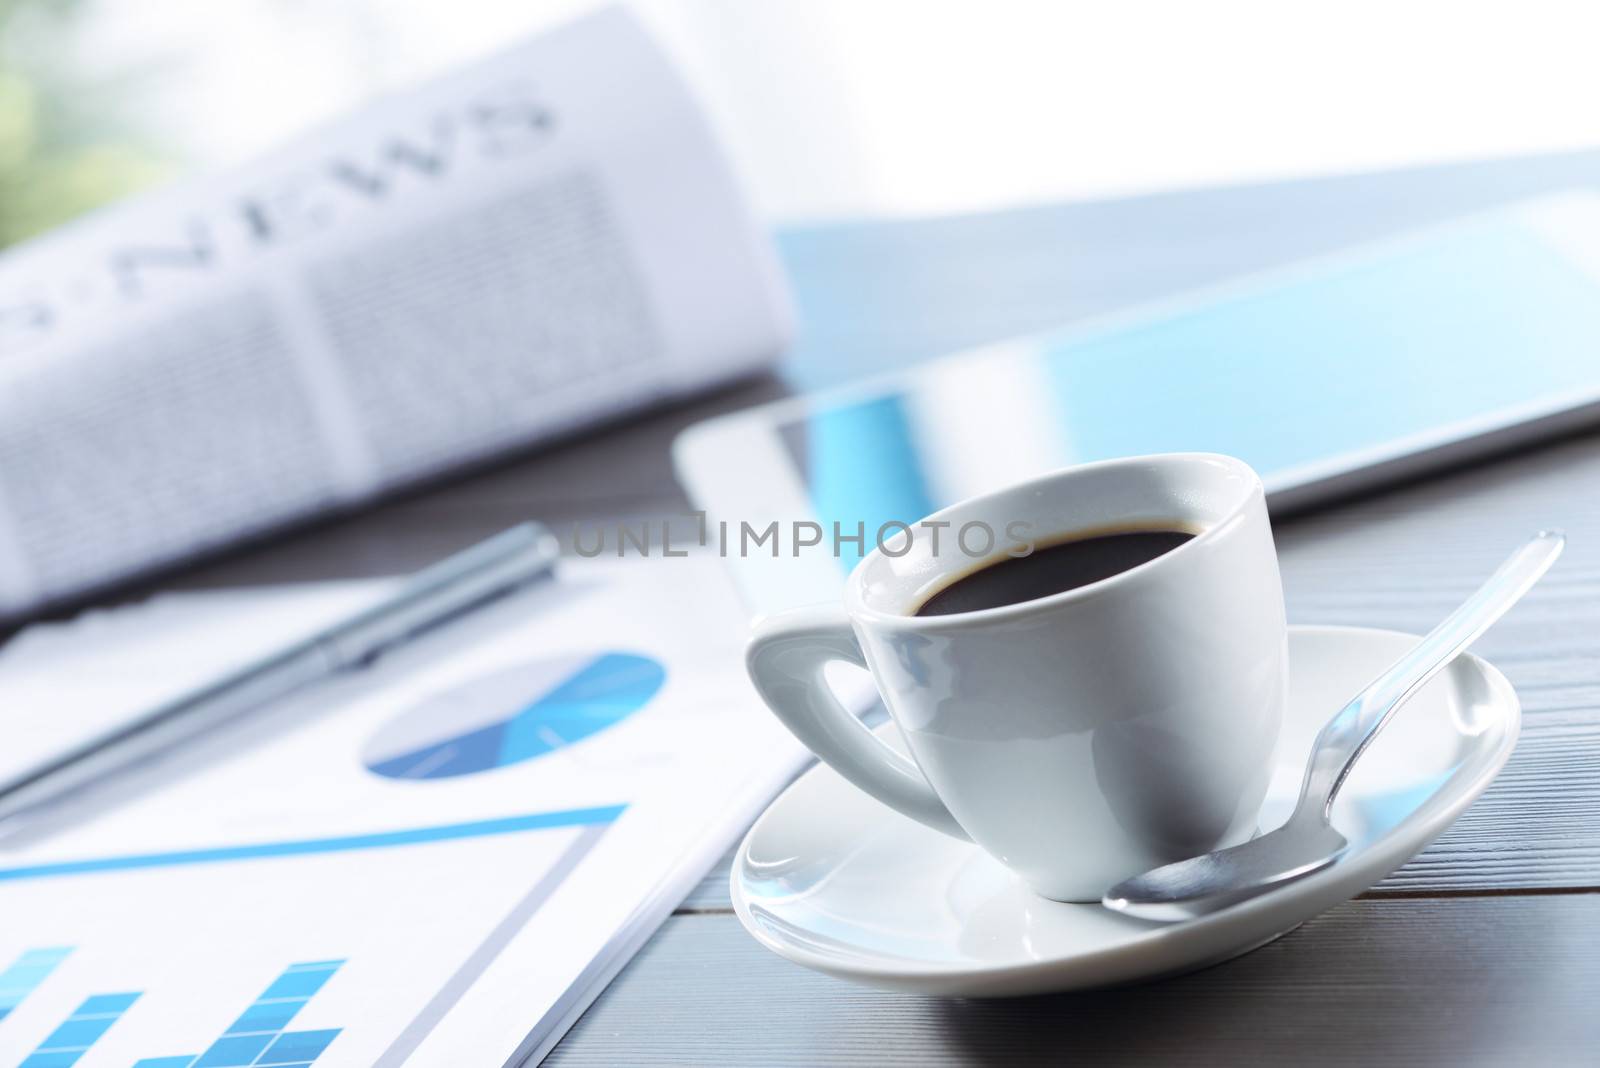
[0,6,791,619]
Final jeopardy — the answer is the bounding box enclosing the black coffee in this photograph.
[914,529,1195,617]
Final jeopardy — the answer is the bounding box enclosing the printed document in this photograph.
[0,555,805,1066]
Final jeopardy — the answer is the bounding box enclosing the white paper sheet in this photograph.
[0,555,805,1066]
[0,581,399,792]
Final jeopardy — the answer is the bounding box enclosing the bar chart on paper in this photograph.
[6,953,343,1068]
[18,986,140,1067]
[0,558,764,1066]
[0,646,651,1066]
[0,800,621,1065]
[127,960,343,1068]
[0,948,71,1024]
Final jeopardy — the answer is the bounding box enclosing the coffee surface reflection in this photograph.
[915,530,1195,617]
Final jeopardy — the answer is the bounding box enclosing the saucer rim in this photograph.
[729,624,1521,994]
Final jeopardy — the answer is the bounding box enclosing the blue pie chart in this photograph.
[363,652,666,780]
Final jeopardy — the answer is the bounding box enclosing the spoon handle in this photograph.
[1296,531,1564,818]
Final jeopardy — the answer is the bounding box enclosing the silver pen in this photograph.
[0,522,561,828]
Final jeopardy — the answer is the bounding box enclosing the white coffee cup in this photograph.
[745,453,1288,902]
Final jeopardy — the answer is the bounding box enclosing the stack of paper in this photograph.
[0,555,805,1066]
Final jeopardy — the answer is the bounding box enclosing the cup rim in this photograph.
[844,452,1264,630]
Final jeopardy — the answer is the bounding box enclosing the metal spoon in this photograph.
[1103,530,1564,922]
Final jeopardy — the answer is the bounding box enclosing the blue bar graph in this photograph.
[132,959,344,1068]
[18,990,139,1067]
[0,947,71,1023]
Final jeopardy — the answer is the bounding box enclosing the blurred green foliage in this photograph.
[0,0,174,248]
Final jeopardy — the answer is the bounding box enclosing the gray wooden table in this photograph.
[105,148,1600,1064]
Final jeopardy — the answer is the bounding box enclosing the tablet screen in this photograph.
[777,200,1600,563]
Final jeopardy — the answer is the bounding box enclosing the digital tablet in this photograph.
[676,192,1600,613]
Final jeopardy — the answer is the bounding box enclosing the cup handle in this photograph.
[746,604,969,840]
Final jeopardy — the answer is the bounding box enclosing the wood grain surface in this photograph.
[544,900,1600,1067]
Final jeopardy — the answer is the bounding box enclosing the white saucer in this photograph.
[731,625,1519,997]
